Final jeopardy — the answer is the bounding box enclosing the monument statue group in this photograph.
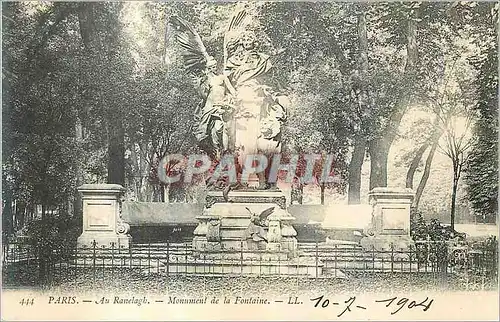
[170,9,300,256]
[171,9,288,190]
[76,7,415,272]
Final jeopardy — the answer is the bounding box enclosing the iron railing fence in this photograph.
[2,239,497,289]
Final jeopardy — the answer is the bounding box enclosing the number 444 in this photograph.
[19,298,34,306]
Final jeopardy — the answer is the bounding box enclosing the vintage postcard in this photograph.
[2,1,498,321]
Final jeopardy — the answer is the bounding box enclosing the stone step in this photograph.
[300,252,415,261]
[299,244,363,250]
[83,242,415,260]
[128,247,367,255]
[74,256,321,277]
[195,251,289,261]
[134,243,189,248]
[323,260,434,273]
[299,249,368,256]
[76,251,417,265]
[132,243,363,250]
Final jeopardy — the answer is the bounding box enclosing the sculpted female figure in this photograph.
[171,10,288,189]
[170,16,237,160]
[192,57,236,160]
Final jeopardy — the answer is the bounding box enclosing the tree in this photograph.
[377,2,496,218]
[76,2,136,186]
[2,2,83,216]
[259,2,358,202]
[440,114,474,230]
[465,5,498,223]
[119,2,230,202]
[2,2,87,280]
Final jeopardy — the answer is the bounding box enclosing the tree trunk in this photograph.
[38,204,47,283]
[406,143,429,189]
[107,119,125,185]
[450,157,463,231]
[153,184,164,202]
[139,144,149,200]
[348,7,370,199]
[164,184,170,204]
[368,139,390,190]
[414,143,438,210]
[369,13,418,190]
[77,3,96,51]
[74,116,84,219]
[129,144,140,200]
[348,138,366,204]
[78,2,125,186]
[320,183,326,205]
[406,15,418,72]
[15,202,26,231]
[450,175,458,231]
[406,119,443,189]
[160,185,166,202]
[359,5,393,191]
[2,187,14,237]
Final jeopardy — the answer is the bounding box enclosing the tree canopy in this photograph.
[2,1,497,233]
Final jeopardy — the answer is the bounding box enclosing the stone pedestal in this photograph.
[361,187,414,252]
[193,189,298,258]
[77,184,132,249]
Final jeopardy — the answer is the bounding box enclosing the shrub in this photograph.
[410,209,465,241]
[24,213,81,261]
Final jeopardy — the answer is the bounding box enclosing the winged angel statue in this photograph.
[170,10,288,189]
[243,206,275,249]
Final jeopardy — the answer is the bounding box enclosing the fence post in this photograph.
[371,245,375,274]
[203,250,206,276]
[148,241,151,275]
[259,252,262,277]
[156,243,160,274]
[166,240,170,277]
[323,246,327,277]
[101,245,106,283]
[390,243,394,274]
[240,241,243,276]
[334,244,338,277]
[277,243,281,276]
[74,243,78,290]
[315,240,318,280]
[92,240,97,286]
[184,241,188,275]
[129,242,133,270]
[399,247,403,272]
[175,243,179,275]
[111,242,115,281]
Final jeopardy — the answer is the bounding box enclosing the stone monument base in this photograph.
[193,189,298,259]
[360,187,414,254]
[76,184,132,250]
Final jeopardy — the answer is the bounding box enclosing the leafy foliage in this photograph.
[2,2,497,232]
[465,34,498,223]
[411,210,464,242]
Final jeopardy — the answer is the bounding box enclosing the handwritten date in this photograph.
[310,295,433,317]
